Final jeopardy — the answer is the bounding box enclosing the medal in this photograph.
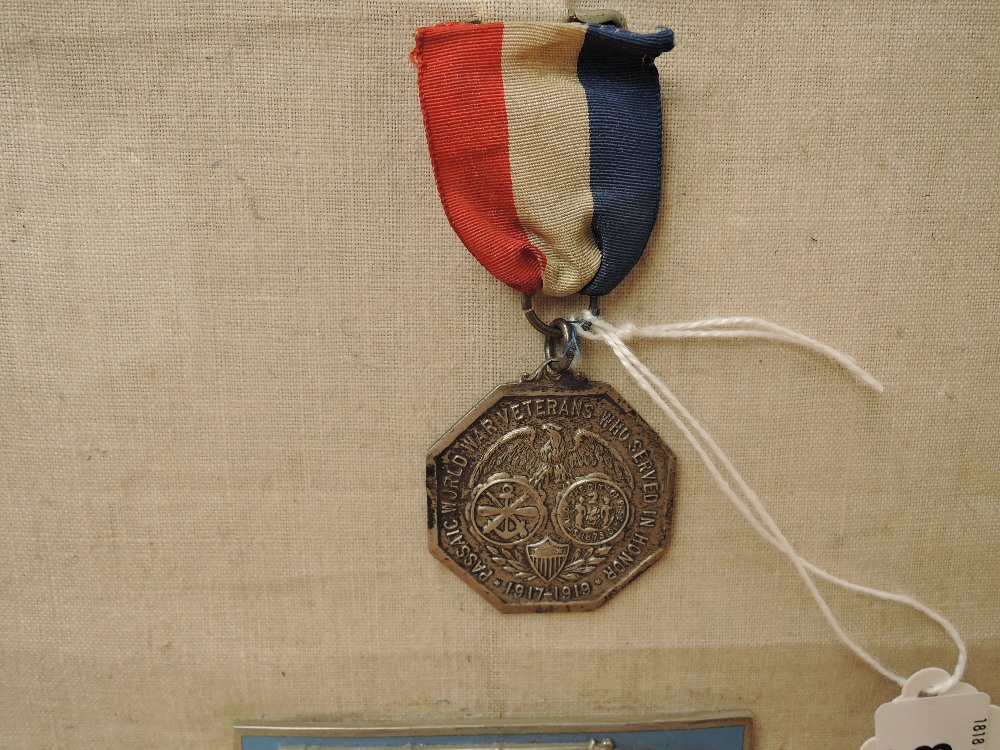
[426,349,675,612]
[414,20,676,611]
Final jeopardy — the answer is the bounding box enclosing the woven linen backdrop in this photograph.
[1,2,998,749]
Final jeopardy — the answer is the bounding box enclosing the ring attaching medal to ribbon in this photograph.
[414,19,676,611]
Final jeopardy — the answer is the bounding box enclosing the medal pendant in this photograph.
[427,366,676,612]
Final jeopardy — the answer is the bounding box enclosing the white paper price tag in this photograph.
[860,669,1000,750]
[875,691,989,750]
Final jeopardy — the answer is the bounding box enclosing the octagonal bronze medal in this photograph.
[427,366,676,612]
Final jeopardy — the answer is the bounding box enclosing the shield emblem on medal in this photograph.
[525,537,570,582]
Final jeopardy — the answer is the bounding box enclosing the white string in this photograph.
[575,311,967,695]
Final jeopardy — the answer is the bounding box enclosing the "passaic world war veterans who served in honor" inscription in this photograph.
[427,368,676,612]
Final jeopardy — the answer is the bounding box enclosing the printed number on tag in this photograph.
[875,690,989,750]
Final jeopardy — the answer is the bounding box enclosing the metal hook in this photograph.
[566,9,628,28]
[521,294,561,337]
[522,293,601,338]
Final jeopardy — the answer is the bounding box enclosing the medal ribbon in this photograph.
[413,22,673,297]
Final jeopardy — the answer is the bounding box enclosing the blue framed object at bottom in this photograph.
[234,717,752,750]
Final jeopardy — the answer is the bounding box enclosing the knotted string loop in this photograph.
[573,310,967,695]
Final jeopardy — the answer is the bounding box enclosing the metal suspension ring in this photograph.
[544,318,576,373]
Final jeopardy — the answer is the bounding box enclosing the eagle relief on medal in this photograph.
[427,367,676,612]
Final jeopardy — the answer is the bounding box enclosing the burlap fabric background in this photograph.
[2,2,998,748]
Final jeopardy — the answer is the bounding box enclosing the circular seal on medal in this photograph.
[555,475,630,546]
[427,369,676,613]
